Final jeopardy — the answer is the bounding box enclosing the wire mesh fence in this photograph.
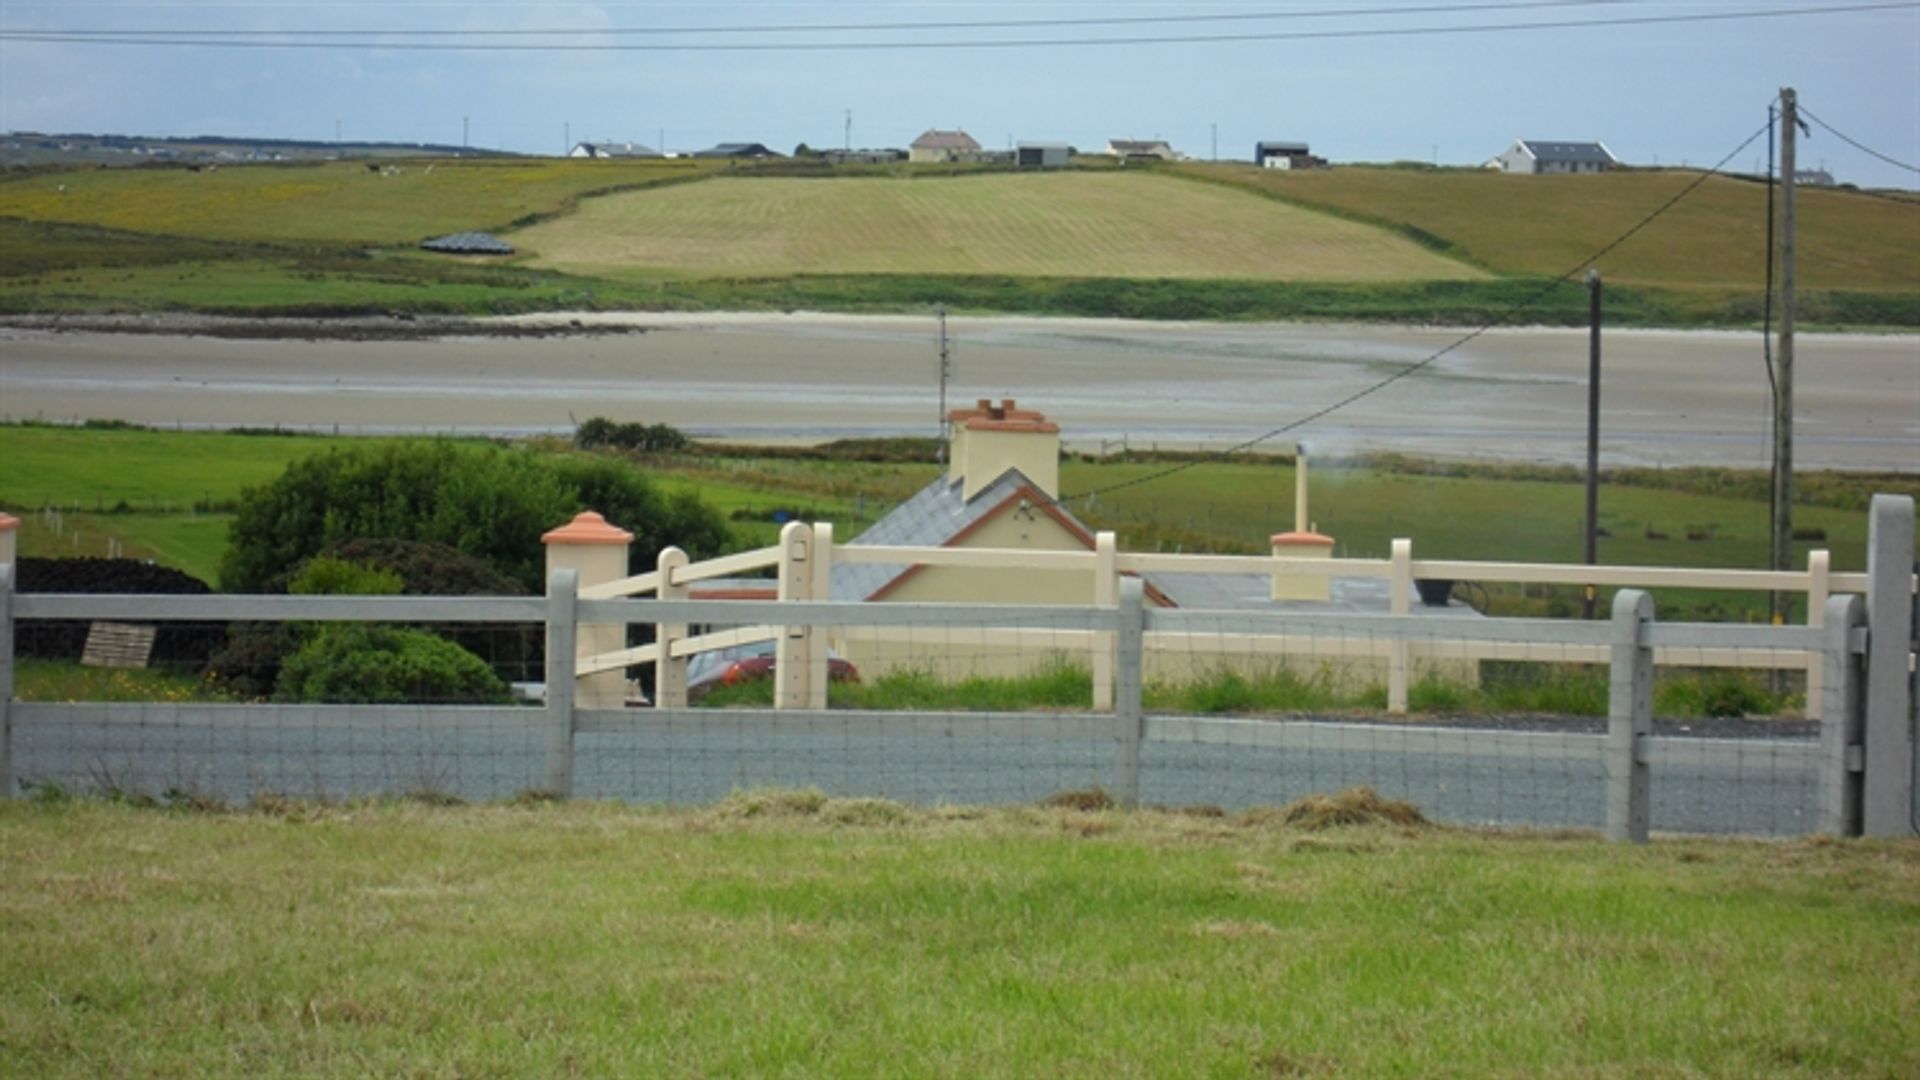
[0,565,1890,839]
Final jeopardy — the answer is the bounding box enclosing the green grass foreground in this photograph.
[2,796,1916,1077]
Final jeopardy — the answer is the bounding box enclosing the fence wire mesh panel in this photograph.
[573,711,1116,805]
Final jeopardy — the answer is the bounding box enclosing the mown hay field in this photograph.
[1185,165,1920,293]
[0,157,709,245]
[515,171,1489,282]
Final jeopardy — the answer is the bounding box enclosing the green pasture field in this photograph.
[5,425,1915,619]
[1182,164,1920,297]
[4,159,1913,325]
[2,797,1915,1077]
[514,172,1485,282]
[0,157,709,245]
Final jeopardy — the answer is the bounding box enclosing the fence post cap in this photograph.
[1270,531,1334,547]
[541,510,633,546]
[0,511,18,531]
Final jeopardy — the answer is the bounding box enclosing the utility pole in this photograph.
[844,109,852,151]
[1583,269,1602,619]
[936,305,952,463]
[1772,87,1799,626]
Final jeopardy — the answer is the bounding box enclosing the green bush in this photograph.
[287,555,404,597]
[221,440,728,592]
[273,625,509,705]
[576,417,692,454]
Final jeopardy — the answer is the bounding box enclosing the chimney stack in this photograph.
[946,399,1061,500]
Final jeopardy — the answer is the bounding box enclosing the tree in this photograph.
[221,440,729,593]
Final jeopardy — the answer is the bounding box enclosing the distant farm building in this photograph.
[420,232,515,255]
[1016,142,1071,169]
[822,148,907,165]
[1106,139,1179,162]
[910,129,984,164]
[1496,139,1619,174]
[1795,168,1836,187]
[569,141,661,159]
[1255,141,1327,170]
[692,142,781,159]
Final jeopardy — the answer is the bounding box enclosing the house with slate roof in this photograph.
[1495,139,1619,174]
[1106,138,1179,161]
[910,129,984,164]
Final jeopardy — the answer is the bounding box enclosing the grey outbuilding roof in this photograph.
[419,231,515,255]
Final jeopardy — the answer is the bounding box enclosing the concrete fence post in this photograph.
[543,568,579,797]
[774,521,814,711]
[1607,588,1654,843]
[1092,531,1117,712]
[1113,576,1146,808]
[1,561,13,799]
[808,522,834,710]
[1863,494,1916,837]
[541,511,633,709]
[1818,593,1866,836]
[655,546,690,708]
[1388,538,1412,714]
[1804,549,1830,721]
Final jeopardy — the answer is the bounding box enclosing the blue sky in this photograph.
[3,1,1916,187]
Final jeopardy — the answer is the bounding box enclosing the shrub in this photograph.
[576,417,691,454]
[287,556,404,597]
[273,625,509,705]
[220,440,728,592]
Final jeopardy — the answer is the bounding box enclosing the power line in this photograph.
[1058,119,1776,506]
[0,1,1652,37]
[1799,105,1920,175]
[2,2,1912,51]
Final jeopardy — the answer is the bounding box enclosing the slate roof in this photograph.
[419,231,515,255]
[576,141,660,158]
[912,129,981,151]
[1256,141,1311,155]
[693,142,779,158]
[1518,140,1617,165]
[832,468,1056,601]
[1108,139,1175,156]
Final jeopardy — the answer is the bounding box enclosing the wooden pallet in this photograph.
[80,622,157,669]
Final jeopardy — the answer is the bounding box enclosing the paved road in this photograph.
[3,314,1915,468]
[10,708,1821,836]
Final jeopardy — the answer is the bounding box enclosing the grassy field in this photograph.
[5,425,1915,617]
[0,157,708,245]
[3,158,1912,324]
[1181,164,1920,294]
[2,797,1915,1077]
[516,172,1485,282]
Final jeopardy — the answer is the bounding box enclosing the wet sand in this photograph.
[2,312,1915,469]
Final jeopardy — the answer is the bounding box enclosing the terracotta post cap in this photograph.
[541,510,633,546]
[0,512,19,531]
[1270,530,1335,547]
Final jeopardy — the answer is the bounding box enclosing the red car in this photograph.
[684,641,860,701]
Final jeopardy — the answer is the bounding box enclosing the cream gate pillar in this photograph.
[0,513,17,567]
[542,511,633,709]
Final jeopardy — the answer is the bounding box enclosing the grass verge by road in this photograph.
[2,796,1915,1077]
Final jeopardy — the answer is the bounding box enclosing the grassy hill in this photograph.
[517,172,1485,283]
[0,157,1914,325]
[1179,164,1920,294]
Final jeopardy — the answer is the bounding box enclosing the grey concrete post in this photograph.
[1863,494,1916,837]
[1818,593,1866,836]
[1607,588,1654,843]
[543,569,579,798]
[0,562,13,799]
[1113,576,1146,809]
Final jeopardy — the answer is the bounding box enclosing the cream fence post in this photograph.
[541,511,633,710]
[1389,538,1412,713]
[1093,531,1117,712]
[1804,549,1830,720]
[655,546,690,708]
[808,522,833,710]
[774,520,815,711]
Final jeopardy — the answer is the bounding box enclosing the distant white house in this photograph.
[1496,139,1619,174]
[1106,138,1178,161]
[570,141,661,159]
[910,129,984,164]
